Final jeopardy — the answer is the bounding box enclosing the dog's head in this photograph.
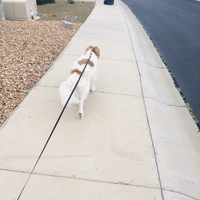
[86,46,100,59]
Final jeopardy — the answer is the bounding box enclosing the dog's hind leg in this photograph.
[78,93,88,119]
[90,74,97,92]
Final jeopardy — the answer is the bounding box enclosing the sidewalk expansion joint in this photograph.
[36,84,58,89]
[100,57,135,62]
[0,168,159,191]
[144,96,186,108]
[64,53,136,62]
[95,90,140,98]
[27,170,162,192]
[141,61,166,70]
[2,168,198,200]
[163,188,200,200]
[35,85,141,99]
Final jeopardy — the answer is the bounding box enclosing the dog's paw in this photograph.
[79,113,83,119]
[90,87,96,92]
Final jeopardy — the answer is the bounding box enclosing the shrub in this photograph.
[36,0,55,5]
[68,0,75,4]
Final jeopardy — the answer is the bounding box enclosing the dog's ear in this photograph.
[85,46,100,58]
[92,46,100,58]
[86,45,94,52]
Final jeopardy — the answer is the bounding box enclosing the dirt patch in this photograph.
[37,1,95,22]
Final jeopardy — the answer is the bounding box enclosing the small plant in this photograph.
[167,68,199,127]
[186,103,199,124]
[68,0,75,4]
[177,87,199,125]
[36,0,55,5]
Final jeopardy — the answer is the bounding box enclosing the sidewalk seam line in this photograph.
[144,96,186,108]
[0,168,160,191]
[1,168,199,200]
[35,85,142,98]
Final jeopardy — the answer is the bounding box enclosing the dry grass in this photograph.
[37,0,95,22]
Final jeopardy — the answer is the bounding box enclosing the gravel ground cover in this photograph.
[0,1,95,126]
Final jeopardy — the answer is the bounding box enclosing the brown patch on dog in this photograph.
[70,69,82,75]
[86,46,100,58]
[78,59,94,67]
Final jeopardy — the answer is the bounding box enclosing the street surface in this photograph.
[122,0,200,124]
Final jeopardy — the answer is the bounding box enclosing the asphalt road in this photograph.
[121,0,200,124]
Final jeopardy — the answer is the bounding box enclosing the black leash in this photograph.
[17,53,92,200]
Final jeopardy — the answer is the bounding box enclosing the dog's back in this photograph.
[59,69,90,107]
[59,73,79,107]
[59,45,100,119]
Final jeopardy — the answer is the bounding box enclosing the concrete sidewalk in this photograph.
[0,0,200,199]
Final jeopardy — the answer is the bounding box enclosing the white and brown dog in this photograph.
[59,46,100,119]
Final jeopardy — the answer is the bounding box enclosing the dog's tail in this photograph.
[59,75,79,107]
